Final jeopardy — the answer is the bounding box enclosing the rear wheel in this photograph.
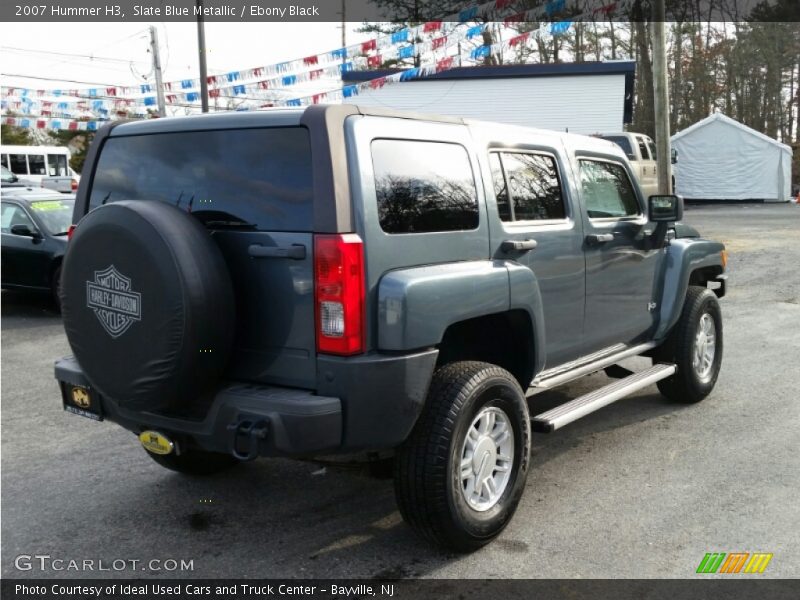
[145,448,240,476]
[394,361,530,552]
[655,286,723,403]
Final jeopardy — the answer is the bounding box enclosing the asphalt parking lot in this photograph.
[2,203,799,579]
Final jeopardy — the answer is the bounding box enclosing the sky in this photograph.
[0,21,373,93]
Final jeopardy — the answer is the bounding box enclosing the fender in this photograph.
[654,238,725,340]
[377,260,545,369]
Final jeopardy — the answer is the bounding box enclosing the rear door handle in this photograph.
[501,239,538,253]
[585,233,615,244]
[248,244,306,260]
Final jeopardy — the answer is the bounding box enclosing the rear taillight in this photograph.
[67,224,76,240]
[71,179,78,192]
[314,233,365,356]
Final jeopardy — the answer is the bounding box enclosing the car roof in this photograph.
[1,189,76,203]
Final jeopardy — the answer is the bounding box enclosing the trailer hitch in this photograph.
[227,418,269,461]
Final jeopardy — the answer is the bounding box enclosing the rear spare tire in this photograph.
[61,200,235,412]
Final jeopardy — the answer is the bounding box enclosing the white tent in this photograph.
[671,113,793,202]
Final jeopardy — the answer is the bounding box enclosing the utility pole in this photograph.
[196,0,210,113]
[651,0,672,194]
[149,26,166,117]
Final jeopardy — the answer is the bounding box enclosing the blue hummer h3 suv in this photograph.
[55,105,727,551]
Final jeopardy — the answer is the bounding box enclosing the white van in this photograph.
[599,133,659,197]
[0,145,77,187]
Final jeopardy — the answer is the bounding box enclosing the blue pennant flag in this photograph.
[52,120,61,129]
[546,0,566,16]
[143,96,156,106]
[339,62,354,74]
[330,47,347,60]
[286,99,303,106]
[391,29,409,44]
[181,79,193,89]
[342,85,358,98]
[186,92,199,101]
[550,21,572,35]
[282,75,297,86]
[466,24,484,39]
[471,45,491,60]
[140,84,151,93]
[226,71,239,82]
[398,45,414,60]
[87,121,98,131]
[232,85,246,95]
[20,119,30,128]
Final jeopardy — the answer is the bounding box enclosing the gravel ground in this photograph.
[2,203,799,579]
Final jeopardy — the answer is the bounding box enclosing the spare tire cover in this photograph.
[61,200,235,412]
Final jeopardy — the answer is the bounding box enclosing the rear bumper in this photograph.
[55,348,438,457]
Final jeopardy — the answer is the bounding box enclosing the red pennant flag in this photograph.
[36,120,46,129]
[6,117,16,125]
[207,75,217,85]
[258,81,270,89]
[367,55,382,68]
[309,69,323,80]
[370,77,387,89]
[252,67,263,77]
[209,89,220,98]
[42,101,52,108]
[312,93,325,104]
[423,21,442,33]
[361,39,377,53]
[436,57,454,71]
[303,55,319,66]
[432,36,448,50]
[68,121,78,130]
[509,32,530,46]
[106,87,117,96]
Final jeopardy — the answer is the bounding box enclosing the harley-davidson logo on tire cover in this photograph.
[86,265,142,338]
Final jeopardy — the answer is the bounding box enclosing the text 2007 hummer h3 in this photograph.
[55,106,727,551]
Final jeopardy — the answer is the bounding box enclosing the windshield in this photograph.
[601,136,636,160]
[28,199,74,235]
[1,165,18,183]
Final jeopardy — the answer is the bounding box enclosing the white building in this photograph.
[672,113,793,202]
[342,61,635,135]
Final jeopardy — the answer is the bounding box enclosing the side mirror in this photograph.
[649,195,683,222]
[671,148,678,164]
[10,224,41,239]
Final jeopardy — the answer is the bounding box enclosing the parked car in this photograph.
[599,132,660,197]
[1,190,73,306]
[40,170,80,194]
[55,106,727,552]
[1,165,36,188]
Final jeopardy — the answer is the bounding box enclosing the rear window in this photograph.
[371,139,479,234]
[89,127,313,231]
[29,199,74,235]
[602,136,635,160]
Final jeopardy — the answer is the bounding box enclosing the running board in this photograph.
[530,341,657,393]
[531,363,676,433]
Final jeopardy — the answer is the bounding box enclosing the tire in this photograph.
[655,286,723,403]
[394,361,531,552]
[146,448,239,476]
[60,201,235,412]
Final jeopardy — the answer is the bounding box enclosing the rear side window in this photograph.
[489,151,566,222]
[602,136,635,160]
[579,160,640,219]
[89,127,313,231]
[647,141,657,161]
[637,137,651,160]
[371,139,479,234]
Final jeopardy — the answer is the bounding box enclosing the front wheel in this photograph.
[655,286,723,403]
[394,361,531,552]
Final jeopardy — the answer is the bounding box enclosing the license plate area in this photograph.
[60,382,103,421]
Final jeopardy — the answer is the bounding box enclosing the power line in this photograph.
[1,46,149,65]
[1,73,126,87]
